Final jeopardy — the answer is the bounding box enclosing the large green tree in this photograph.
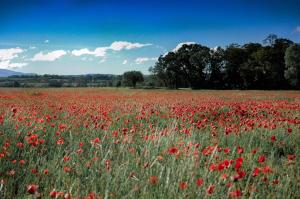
[285,44,300,88]
[149,35,298,90]
[208,47,225,89]
[270,38,293,88]
[176,44,211,89]
[122,71,144,88]
[241,46,275,89]
[224,44,247,89]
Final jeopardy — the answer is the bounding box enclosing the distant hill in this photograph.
[0,69,35,77]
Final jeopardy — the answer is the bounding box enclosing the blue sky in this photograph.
[0,0,300,75]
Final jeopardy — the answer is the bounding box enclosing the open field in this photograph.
[0,88,299,198]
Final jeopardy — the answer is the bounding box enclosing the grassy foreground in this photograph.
[0,88,299,198]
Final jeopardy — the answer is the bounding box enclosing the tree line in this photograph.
[149,34,300,89]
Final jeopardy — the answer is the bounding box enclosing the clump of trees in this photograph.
[122,71,144,88]
[149,34,300,89]
[285,44,300,89]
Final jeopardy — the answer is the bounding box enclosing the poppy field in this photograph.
[0,88,299,199]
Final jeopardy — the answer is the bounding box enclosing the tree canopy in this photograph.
[122,71,144,88]
[285,44,300,88]
[150,34,299,90]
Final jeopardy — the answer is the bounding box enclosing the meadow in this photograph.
[0,88,299,199]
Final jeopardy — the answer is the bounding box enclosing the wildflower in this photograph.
[272,179,280,185]
[237,146,244,154]
[149,176,158,185]
[19,160,26,166]
[157,155,164,161]
[224,148,230,154]
[168,147,179,155]
[56,138,64,145]
[258,155,266,163]
[196,178,204,187]
[262,166,272,174]
[252,167,260,177]
[91,137,101,145]
[206,185,215,195]
[44,169,49,175]
[179,181,188,190]
[221,173,228,180]
[27,184,38,194]
[64,166,71,173]
[235,157,243,170]
[229,189,242,198]
[50,190,57,198]
[288,154,296,161]
[271,135,277,142]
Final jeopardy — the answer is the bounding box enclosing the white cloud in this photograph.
[135,57,158,64]
[109,41,151,51]
[29,46,36,50]
[44,40,50,43]
[71,41,151,58]
[72,47,108,57]
[31,50,67,61]
[8,62,28,68]
[72,48,94,56]
[172,42,196,52]
[0,48,24,61]
[122,59,128,64]
[296,26,300,33]
[94,47,109,57]
[0,60,28,69]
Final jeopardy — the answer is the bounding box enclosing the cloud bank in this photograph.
[0,48,28,69]
[72,41,152,57]
[0,60,28,69]
[31,50,67,61]
[135,57,158,64]
[0,48,24,61]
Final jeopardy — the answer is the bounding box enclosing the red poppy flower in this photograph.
[235,157,243,170]
[168,147,179,154]
[149,176,158,185]
[262,166,272,174]
[252,167,260,177]
[272,179,280,185]
[229,189,242,198]
[49,190,57,198]
[206,185,215,195]
[91,137,101,145]
[224,148,230,154]
[258,155,266,163]
[27,184,38,194]
[237,147,244,154]
[271,135,277,142]
[196,178,204,187]
[288,154,296,160]
[179,181,188,190]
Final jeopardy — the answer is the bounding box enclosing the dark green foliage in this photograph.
[150,34,297,90]
[122,71,144,88]
[285,44,300,88]
[209,47,225,89]
[48,80,63,87]
[223,44,247,89]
